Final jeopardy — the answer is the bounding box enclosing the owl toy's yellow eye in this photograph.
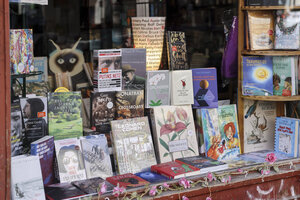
[57,58,65,64]
[69,58,77,64]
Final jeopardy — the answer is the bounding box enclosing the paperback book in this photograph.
[27,57,48,82]
[45,182,90,200]
[11,100,24,157]
[171,70,194,105]
[72,177,114,195]
[135,171,169,183]
[194,109,205,155]
[106,173,149,189]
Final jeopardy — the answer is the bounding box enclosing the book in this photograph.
[275,11,300,50]
[45,182,91,200]
[31,136,55,186]
[145,70,170,108]
[242,56,273,96]
[90,92,116,133]
[11,100,24,157]
[244,100,276,153]
[28,57,48,82]
[93,69,122,92]
[247,11,274,50]
[170,70,194,105]
[194,109,205,155]
[9,0,48,5]
[151,161,200,179]
[110,117,157,174]
[10,29,34,74]
[246,0,289,6]
[175,156,229,174]
[54,138,86,183]
[11,155,45,200]
[121,48,146,90]
[106,173,149,189]
[48,92,83,140]
[81,98,90,128]
[72,177,114,195]
[115,90,144,120]
[273,56,297,96]
[166,31,189,70]
[151,105,199,163]
[80,135,113,179]
[135,171,169,183]
[192,68,218,109]
[275,117,299,157]
[20,96,48,144]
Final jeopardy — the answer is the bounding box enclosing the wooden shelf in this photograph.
[241,95,300,101]
[242,50,300,56]
[242,6,300,10]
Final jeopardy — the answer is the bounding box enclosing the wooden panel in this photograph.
[242,6,300,10]
[242,50,300,56]
[242,95,300,101]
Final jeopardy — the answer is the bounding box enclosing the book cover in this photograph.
[10,29,34,74]
[194,109,205,155]
[167,31,189,70]
[110,117,157,174]
[106,173,149,189]
[54,138,86,183]
[72,177,114,195]
[192,68,218,109]
[242,56,273,96]
[273,56,296,96]
[93,69,122,92]
[20,96,48,145]
[115,90,144,120]
[31,136,55,186]
[48,92,83,140]
[275,11,300,50]
[11,155,45,200]
[90,92,116,133]
[275,117,299,157]
[151,161,200,179]
[151,105,199,163]
[45,182,90,200]
[27,57,48,82]
[80,135,113,179]
[247,11,274,50]
[135,171,169,183]
[171,70,194,105]
[121,48,146,90]
[244,100,276,153]
[11,100,24,157]
[145,70,170,108]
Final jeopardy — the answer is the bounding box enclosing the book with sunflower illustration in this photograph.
[151,105,199,163]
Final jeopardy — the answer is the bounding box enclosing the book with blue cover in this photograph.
[135,171,169,183]
[242,56,273,96]
[192,68,218,109]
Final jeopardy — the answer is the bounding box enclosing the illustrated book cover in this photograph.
[135,171,169,183]
[121,48,146,90]
[115,90,144,120]
[31,135,55,186]
[72,177,114,195]
[11,100,24,157]
[45,182,90,200]
[171,70,194,105]
[192,68,218,109]
[145,70,170,108]
[151,105,199,163]
[242,56,273,96]
[48,92,83,140]
[54,138,86,183]
[244,99,276,153]
[93,69,122,92]
[106,173,149,189]
[27,57,48,83]
[80,134,113,179]
[194,109,205,155]
[110,116,157,174]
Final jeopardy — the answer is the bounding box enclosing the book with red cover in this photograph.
[151,161,200,179]
[106,173,149,189]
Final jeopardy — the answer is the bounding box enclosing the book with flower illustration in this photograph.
[115,90,144,119]
[145,70,170,108]
[106,173,149,189]
[72,177,114,195]
[110,116,157,174]
[151,161,200,179]
[151,105,199,163]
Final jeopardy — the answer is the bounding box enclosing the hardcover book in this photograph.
[45,182,90,200]
[135,171,169,183]
[90,92,116,133]
[54,138,86,183]
[72,177,114,195]
[110,117,157,174]
[48,92,83,140]
[80,135,113,179]
[167,31,189,70]
[151,105,199,163]
[11,155,45,200]
[151,161,200,179]
[106,173,149,189]
[145,70,170,108]
[244,100,276,153]
[115,90,144,120]
[171,70,194,105]
[121,48,146,90]
[192,68,218,109]
[242,56,273,96]
[247,11,274,50]
[10,29,34,74]
[11,100,24,157]
[31,136,55,186]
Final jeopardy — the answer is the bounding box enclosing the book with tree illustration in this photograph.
[151,105,199,163]
[48,92,83,140]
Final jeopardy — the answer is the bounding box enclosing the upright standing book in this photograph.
[171,70,194,105]
[11,100,24,157]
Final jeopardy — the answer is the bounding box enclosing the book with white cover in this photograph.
[171,70,194,105]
